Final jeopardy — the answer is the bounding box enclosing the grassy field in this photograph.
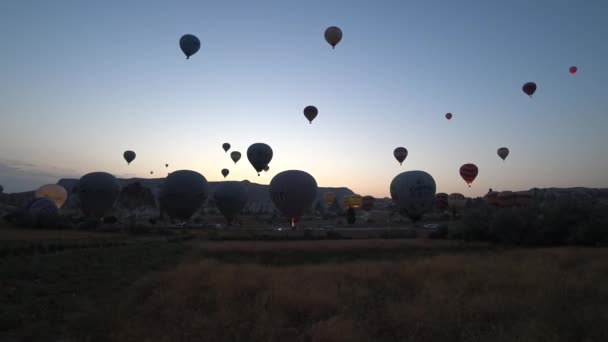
[2,228,608,342]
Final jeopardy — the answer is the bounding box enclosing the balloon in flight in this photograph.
[247,143,273,176]
[230,151,241,164]
[569,66,577,75]
[264,165,270,172]
[522,82,537,97]
[303,106,318,124]
[269,170,318,228]
[390,170,436,223]
[123,150,136,165]
[35,184,68,209]
[221,168,229,178]
[393,147,408,165]
[324,26,342,49]
[459,164,479,187]
[213,181,248,225]
[445,113,452,120]
[78,172,121,218]
[179,34,201,59]
[497,147,509,161]
[222,143,231,153]
[159,170,209,220]
[165,164,169,168]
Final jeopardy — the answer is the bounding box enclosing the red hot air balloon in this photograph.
[522,82,537,97]
[445,113,452,120]
[393,147,408,165]
[569,66,577,75]
[459,163,478,187]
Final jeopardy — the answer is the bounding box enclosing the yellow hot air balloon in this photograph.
[342,195,352,208]
[324,192,336,206]
[35,184,68,209]
[349,194,363,209]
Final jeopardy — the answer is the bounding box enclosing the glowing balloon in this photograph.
[159,170,209,220]
[459,163,478,187]
[123,150,136,165]
[349,194,362,209]
[324,26,343,49]
[35,184,68,209]
[78,172,121,218]
[303,105,318,124]
[179,34,201,59]
[214,181,248,225]
[522,82,537,97]
[269,170,318,227]
[497,147,509,161]
[390,170,436,223]
[247,143,273,176]
[569,66,577,75]
[230,151,241,164]
[222,143,231,153]
[394,147,408,165]
[445,113,452,120]
[221,168,229,178]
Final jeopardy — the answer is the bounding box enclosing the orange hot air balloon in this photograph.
[459,163,478,187]
[569,66,577,75]
[349,194,362,209]
[445,113,452,120]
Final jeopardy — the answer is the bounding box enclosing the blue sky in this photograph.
[0,0,607,197]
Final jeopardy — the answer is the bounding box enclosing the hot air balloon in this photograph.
[390,170,436,223]
[522,82,537,97]
[214,181,248,225]
[222,143,231,153]
[324,26,342,49]
[78,172,121,218]
[27,198,58,216]
[497,191,516,208]
[269,170,318,228]
[342,195,352,209]
[221,168,229,178]
[459,163,478,187]
[35,184,68,209]
[484,191,500,206]
[569,66,577,75]
[361,195,375,211]
[394,147,408,165]
[165,163,169,168]
[303,106,318,124]
[179,34,201,59]
[324,192,336,206]
[349,194,363,209]
[150,171,154,175]
[435,193,449,211]
[445,113,452,120]
[123,150,136,165]
[247,143,273,176]
[230,151,241,164]
[497,147,509,161]
[448,193,466,212]
[264,165,270,172]
[158,170,209,220]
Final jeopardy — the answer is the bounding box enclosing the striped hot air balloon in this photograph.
[459,163,478,187]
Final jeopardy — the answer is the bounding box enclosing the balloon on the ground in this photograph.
[247,143,273,176]
[35,184,68,209]
[179,34,200,59]
[390,170,436,223]
[361,195,375,211]
[349,194,362,209]
[484,191,500,206]
[123,150,136,165]
[303,106,318,124]
[448,193,466,211]
[324,26,342,49]
[445,113,452,120]
[230,151,241,164]
[459,163,478,187]
[522,82,537,97]
[214,181,248,225]
[497,147,509,161]
[269,170,318,227]
[221,168,229,178]
[393,147,408,165]
[435,193,449,211]
[498,191,516,207]
[78,172,121,218]
[27,198,58,216]
[159,170,209,220]
[222,143,231,153]
[324,192,336,206]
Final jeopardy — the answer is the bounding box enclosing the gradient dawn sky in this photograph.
[1,0,607,197]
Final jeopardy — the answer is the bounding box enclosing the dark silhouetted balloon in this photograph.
[158,170,208,220]
[361,195,375,211]
[78,172,121,218]
[448,193,466,211]
[324,192,336,206]
[497,147,509,161]
[269,170,318,227]
[150,171,153,175]
[394,147,408,165]
[445,113,452,120]
[522,82,537,97]
[390,170,436,223]
[214,181,248,225]
[165,163,169,168]
[221,168,229,178]
[247,143,273,176]
[222,143,231,153]
[435,193,449,211]
[264,165,270,172]
[569,66,577,75]
[324,26,343,49]
[459,164,478,187]
[230,151,241,164]
[123,150,136,165]
[303,106,318,124]
[179,34,200,59]
[35,184,68,209]
[27,198,58,216]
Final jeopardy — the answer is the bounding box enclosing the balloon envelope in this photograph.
[303,106,318,124]
[522,82,537,97]
[230,151,241,164]
[159,170,209,220]
[459,164,479,187]
[497,147,509,161]
[221,168,229,178]
[390,171,436,222]
[222,143,231,153]
[179,34,201,59]
[123,150,136,165]
[445,113,452,120]
[263,165,270,172]
[35,184,68,209]
[269,170,318,226]
[78,172,121,218]
[435,193,449,211]
[569,66,577,75]
[324,26,343,49]
[27,198,58,216]
[361,195,375,211]
[394,147,408,165]
[324,192,336,206]
[448,193,466,211]
[214,181,248,224]
[247,143,273,175]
